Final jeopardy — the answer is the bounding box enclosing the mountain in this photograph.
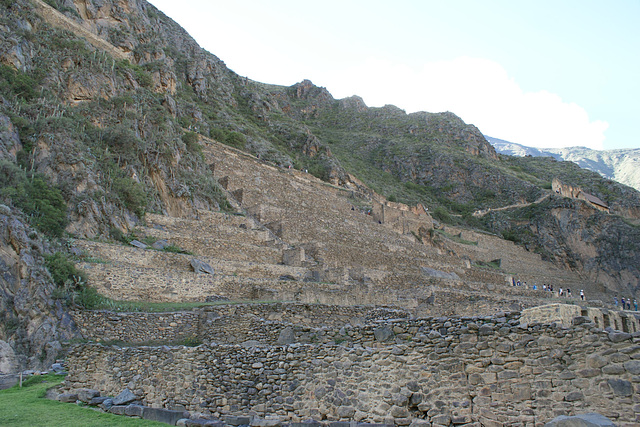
[0,0,639,371]
[487,136,640,192]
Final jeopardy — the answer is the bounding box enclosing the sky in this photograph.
[147,0,639,151]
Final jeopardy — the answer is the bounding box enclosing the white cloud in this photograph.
[323,57,608,150]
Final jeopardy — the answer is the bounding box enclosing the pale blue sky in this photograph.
[148,0,639,150]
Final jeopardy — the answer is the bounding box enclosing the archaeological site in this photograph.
[0,1,639,426]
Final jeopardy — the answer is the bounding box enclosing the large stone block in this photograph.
[113,388,137,405]
[520,304,581,328]
[607,378,633,396]
[374,326,395,342]
[58,393,78,403]
[143,407,190,425]
[109,405,128,415]
[125,404,144,417]
[544,413,615,426]
[77,388,100,403]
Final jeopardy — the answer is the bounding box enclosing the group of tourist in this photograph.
[512,278,586,301]
[614,297,638,311]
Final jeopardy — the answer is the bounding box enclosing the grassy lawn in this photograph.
[0,374,166,426]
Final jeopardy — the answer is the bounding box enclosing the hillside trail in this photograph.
[472,192,551,218]
[32,0,130,60]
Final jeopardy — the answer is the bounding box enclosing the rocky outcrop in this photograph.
[484,195,640,297]
[0,206,78,372]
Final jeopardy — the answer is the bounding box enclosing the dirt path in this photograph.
[472,192,551,217]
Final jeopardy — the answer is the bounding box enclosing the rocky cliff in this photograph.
[0,205,77,373]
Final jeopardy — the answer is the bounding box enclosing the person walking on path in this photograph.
[635,299,638,311]
[580,289,585,301]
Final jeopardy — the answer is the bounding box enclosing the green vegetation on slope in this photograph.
[0,160,68,237]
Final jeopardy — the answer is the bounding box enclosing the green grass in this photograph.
[0,374,165,426]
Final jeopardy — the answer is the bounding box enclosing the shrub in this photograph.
[76,286,103,309]
[225,131,246,149]
[431,206,452,224]
[0,160,68,237]
[210,128,246,150]
[44,252,87,288]
[182,131,202,154]
[111,176,147,216]
[0,65,39,101]
[102,125,143,162]
[45,252,106,309]
[162,244,193,255]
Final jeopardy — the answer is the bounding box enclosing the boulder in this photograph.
[336,405,356,418]
[190,259,215,275]
[112,388,137,405]
[608,332,631,343]
[129,240,148,249]
[58,393,78,403]
[77,388,100,403]
[89,396,110,406]
[125,404,144,417]
[544,413,615,426]
[151,239,170,250]
[223,415,252,426]
[99,398,114,411]
[109,405,127,415]
[623,360,640,375]
[50,363,64,373]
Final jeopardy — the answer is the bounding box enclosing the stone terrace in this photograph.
[70,136,610,314]
[63,138,640,426]
[201,139,597,311]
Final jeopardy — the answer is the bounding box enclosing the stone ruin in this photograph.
[55,140,640,426]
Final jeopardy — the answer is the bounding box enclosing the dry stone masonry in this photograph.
[63,308,640,426]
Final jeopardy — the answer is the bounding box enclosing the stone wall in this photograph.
[64,313,640,426]
[71,304,411,345]
[521,304,640,333]
[72,310,200,344]
[371,200,433,236]
[75,303,638,347]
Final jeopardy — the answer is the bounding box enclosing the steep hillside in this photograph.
[488,136,640,192]
[0,0,639,371]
